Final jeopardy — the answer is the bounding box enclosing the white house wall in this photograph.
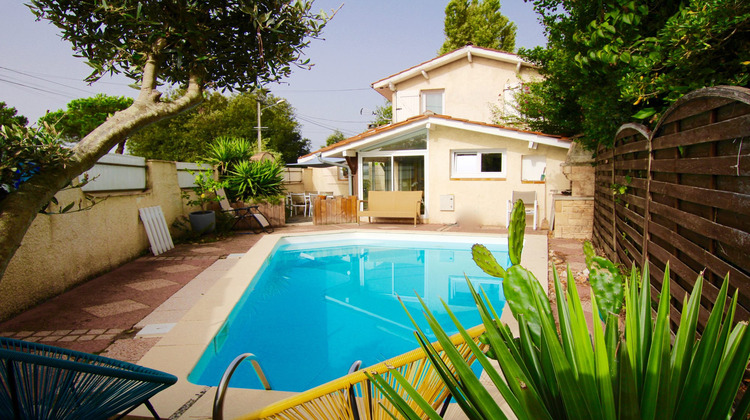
[392,56,540,124]
[426,125,568,226]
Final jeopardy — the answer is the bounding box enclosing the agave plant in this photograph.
[227,159,284,201]
[370,200,750,419]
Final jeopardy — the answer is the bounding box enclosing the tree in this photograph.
[38,94,134,152]
[0,1,329,282]
[371,102,392,127]
[439,0,516,54]
[325,129,346,146]
[507,0,750,150]
[127,91,310,163]
[0,102,28,127]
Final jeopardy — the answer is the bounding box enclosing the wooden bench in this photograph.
[358,190,423,226]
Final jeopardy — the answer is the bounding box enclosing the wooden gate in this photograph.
[312,195,358,225]
[593,86,750,330]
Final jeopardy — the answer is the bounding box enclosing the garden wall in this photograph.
[0,157,200,321]
[592,86,750,331]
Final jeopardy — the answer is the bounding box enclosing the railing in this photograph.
[213,353,272,420]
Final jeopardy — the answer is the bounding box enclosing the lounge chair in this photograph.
[217,189,274,233]
[0,337,177,420]
[222,324,486,420]
[507,190,538,230]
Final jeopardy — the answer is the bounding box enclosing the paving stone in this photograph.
[96,334,116,341]
[157,264,197,274]
[40,336,61,342]
[71,329,89,335]
[83,300,149,318]
[190,247,222,254]
[106,328,124,334]
[1,331,14,336]
[78,335,95,341]
[33,331,53,336]
[53,329,73,336]
[88,329,107,335]
[126,278,178,291]
[58,336,78,342]
[24,336,40,342]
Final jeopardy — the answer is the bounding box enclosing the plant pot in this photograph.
[189,210,216,234]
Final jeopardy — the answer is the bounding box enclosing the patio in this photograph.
[0,221,589,419]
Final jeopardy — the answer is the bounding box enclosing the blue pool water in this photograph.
[188,234,509,392]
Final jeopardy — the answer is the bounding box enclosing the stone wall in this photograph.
[554,196,594,239]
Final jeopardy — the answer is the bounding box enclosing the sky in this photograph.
[0,1,546,151]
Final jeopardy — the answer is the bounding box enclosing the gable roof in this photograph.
[298,114,570,163]
[371,46,536,101]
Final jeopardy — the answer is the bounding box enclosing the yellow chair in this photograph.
[237,324,486,420]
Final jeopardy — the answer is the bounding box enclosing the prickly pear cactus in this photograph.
[583,241,624,320]
[503,265,551,344]
[508,199,526,266]
[472,244,507,278]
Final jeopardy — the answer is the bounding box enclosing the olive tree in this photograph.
[0,1,329,281]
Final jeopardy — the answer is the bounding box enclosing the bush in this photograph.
[226,159,284,202]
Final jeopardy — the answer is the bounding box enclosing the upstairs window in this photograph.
[421,90,444,115]
[451,150,506,179]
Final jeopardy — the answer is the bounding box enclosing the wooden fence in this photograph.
[592,86,750,330]
[312,195,358,225]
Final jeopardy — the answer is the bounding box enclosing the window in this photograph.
[522,155,546,182]
[337,166,349,181]
[451,150,506,178]
[421,90,444,114]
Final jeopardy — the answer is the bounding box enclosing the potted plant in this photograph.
[182,171,225,234]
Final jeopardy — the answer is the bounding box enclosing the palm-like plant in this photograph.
[203,136,255,176]
[227,159,284,201]
[370,200,750,419]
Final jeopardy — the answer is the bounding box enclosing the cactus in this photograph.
[504,264,551,344]
[471,244,507,279]
[508,199,526,265]
[583,241,625,320]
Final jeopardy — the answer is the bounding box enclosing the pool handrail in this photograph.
[213,353,271,420]
[236,323,486,420]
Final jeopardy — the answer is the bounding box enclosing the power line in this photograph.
[297,113,370,124]
[296,115,358,136]
[0,77,70,98]
[0,65,126,86]
[0,66,93,94]
[273,87,371,93]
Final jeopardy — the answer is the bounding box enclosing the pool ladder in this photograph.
[213,353,271,420]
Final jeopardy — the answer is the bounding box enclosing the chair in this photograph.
[507,190,538,230]
[288,193,308,217]
[217,189,274,234]
[231,324,486,420]
[0,337,177,420]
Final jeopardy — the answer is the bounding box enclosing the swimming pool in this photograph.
[188,233,509,392]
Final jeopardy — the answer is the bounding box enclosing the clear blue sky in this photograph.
[0,1,546,151]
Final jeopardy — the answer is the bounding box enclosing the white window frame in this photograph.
[451,149,507,179]
[420,89,445,115]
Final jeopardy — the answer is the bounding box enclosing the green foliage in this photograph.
[371,102,392,127]
[204,136,255,176]
[325,130,346,146]
[181,170,226,211]
[28,1,330,90]
[227,159,284,202]
[0,102,28,127]
[439,0,517,54]
[37,94,133,142]
[583,241,624,320]
[128,91,310,163]
[0,122,71,198]
[373,200,750,419]
[507,0,750,150]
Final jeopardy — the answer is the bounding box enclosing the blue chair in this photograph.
[0,337,177,419]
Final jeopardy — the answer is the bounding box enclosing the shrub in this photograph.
[227,159,284,202]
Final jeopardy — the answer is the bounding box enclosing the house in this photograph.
[297,46,571,227]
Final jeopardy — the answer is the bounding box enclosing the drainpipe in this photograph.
[316,153,353,196]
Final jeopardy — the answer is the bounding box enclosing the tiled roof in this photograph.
[299,114,570,160]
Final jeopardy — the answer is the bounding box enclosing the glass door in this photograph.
[361,157,392,208]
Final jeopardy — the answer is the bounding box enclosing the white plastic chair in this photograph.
[506,191,538,230]
[290,193,308,216]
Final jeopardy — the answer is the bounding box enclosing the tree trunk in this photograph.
[0,72,203,282]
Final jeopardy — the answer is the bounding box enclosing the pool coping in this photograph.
[133,229,548,419]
